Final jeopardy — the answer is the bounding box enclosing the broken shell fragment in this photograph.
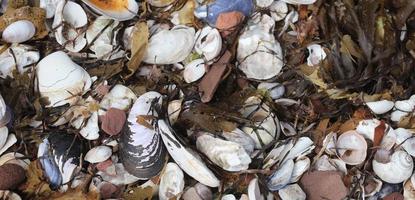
[80,111,100,140]
[81,0,139,21]
[36,51,92,107]
[335,130,367,165]
[2,20,35,43]
[306,44,326,66]
[183,59,206,83]
[194,26,222,62]
[221,128,256,155]
[99,84,137,115]
[0,190,22,200]
[147,0,177,7]
[182,183,212,200]
[366,100,394,114]
[143,26,195,64]
[85,146,112,164]
[0,44,39,78]
[257,82,285,99]
[248,178,263,200]
[159,162,185,200]
[278,184,306,200]
[40,0,60,18]
[394,128,415,157]
[196,134,251,172]
[372,150,413,184]
[290,157,311,183]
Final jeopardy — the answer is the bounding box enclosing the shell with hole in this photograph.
[81,0,138,21]
[196,134,251,172]
[143,25,195,65]
[372,150,413,184]
[0,44,39,78]
[335,130,367,165]
[2,20,35,43]
[237,14,283,80]
[194,26,222,63]
[119,91,167,179]
[36,51,92,107]
[159,162,185,200]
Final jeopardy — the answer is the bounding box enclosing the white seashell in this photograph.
[395,98,415,112]
[270,1,288,22]
[237,14,283,80]
[242,113,278,149]
[336,131,367,165]
[122,26,134,50]
[282,137,314,163]
[395,128,415,157]
[364,177,382,197]
[0,152,30,170]
[281,0,317,5]
[0,190,22,200]
[158,119,220,187]
[222,194,236,200]
[366,100,394,114]
[159,162,185,200]
[36,51,92,107]
[2,20,35,43]
[356,119,396,150]
[98,163,139,185]
[196,134,251,172]
[194,26,222,62]
[222,128,256,156]
[0,44,40,78]
[257,82,285,99]
[85,146,112,163]
[248,178,264,200]
[391,110,409,122]
[144,26,195,64]
[182,183,212,200]
[81,0,138,21]
[147,0,177,7]
[168,99,182,124]
[255,0,273,8]
[323,132,337,155]
[290,157,311,183]
[0,127,8,150]
[404,177,415,200]
[80,111,100,140]
[183,59,206,83]
[307,44,327,66]
[372,150,413,183]
[267,159,294,191]
[40,0,61,18]
[99,84,137,115]
[0,94,6,123]
[0,134,16,155]
[278,184,306,200]
[263,140,294,169]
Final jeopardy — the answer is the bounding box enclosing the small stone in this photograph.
[299,171,348,200]
[384,192,404,200]
[0,163,26,190]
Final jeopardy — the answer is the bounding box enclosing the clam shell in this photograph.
[159,162,185,200]
[183,59,206,83]
[263,140,294,169]
[278,184,306,200]
[120,92,166,179]
[81,0,138,21]
[182,183,212,200]
[258,82,285,100]
[99,84,137,115]
[168,99,182,124]
[336,130,367,165]
[242,109,279,149]
[196,134,251,172]
[248,178,264,200]
[306,44,326,66]
[85,146,112,164]
[2,20,35,43]
[222,128,256,155]
[36,51,92,107]
[290,157,311,183]
[267,159,295,191]
[281,0,317,5]
[143,25,195,64]
[194,26,222,62]
[391,110,409,122]
[373,150,413,184]
[395,97,415,112]
[158,119,220,187]
[0,44,39,78]
[270,1,288,22]
[366,100,394,115]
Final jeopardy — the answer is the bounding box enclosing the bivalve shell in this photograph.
[159,162,185,200]
[394,128,415,157]
[85,146,112,164]
[2,20,35,43]
[278,184,306,200]
[81,0,139,21]
[183,59,206,83]
[306,44,327,66]
[222,128,256,155]
[257,82,285,99]
[281,0,317,5]
[335,130,367,165]
[147,0,177,7]
[366,100,394,115]
[194,26,222,62]
[372,150,413,184]
[99,84,137,115]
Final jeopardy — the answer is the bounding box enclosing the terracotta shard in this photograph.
[216,11,245,37]
[299,171,348,200]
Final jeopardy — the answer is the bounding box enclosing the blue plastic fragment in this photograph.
[194,0,254,26]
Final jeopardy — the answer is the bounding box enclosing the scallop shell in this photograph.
[36,51,92,107]
[2,20,35,43]
[221,128,256,155]
[81,0,139,21]
[366,100,394,114]
[248,178,264,200]
[196,134,251,172]
[373,150,413,184]
[194,26,222,62]
[119,91,166,179]
[267,159,294,191]
[0,44,39,78]
[336,130,367,165]
[143,25,195,64]
[85,146,112,164]
[158,119,220,187]
[183,59,206,83]
[159,162,185,200]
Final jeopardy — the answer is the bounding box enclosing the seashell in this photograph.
[391,110,409,122]
[81,0,139,21]
[79,111,99,140]
[314,155,347,174]
[222,194,236,200]
[143,25,195,64]
[38,133,86,189]
[183,59,206,83]
[356,119,396,150]
[404,177,415,200]
[0,44,40,78]
[282,137,314,163]
[372,150,413,184]
[36,51,92,107]
[168,99,182,124]
[0,190,22,200]
[0,164,26,190]
[0,133,16,156]
[158,119,220,187]
[97,163,139,185]
[270,1,288,22]
[336,130,367,165]
[0,152,30,170]
[267,159,295,191]
[0,127,8,151]
[194,26,222,62]
[147,0,177,7]
[366,100,394,114]
[364,177,383,197]
[222,128,256,155]
[255,0,273,8]
[2,20,35,43]
[257,82,285,99]
[237,14,283,80]
[248,178,264,200]
[53,1,88,52]
[263,140,294,169]
[99,84,137,115]
[278,184,306,200]
[196,134,251,172]
[159,162,185,200]
[280,0,317,5]
[0,94,7,126]
[40,0,61,18]
[306,44,326,66]
[182,183,212,200]
[395,96,415,112]
[394,128,415,157]
[290,157,311,183]
[119,91,166,179]
[323,132,337,155]
[85,146,112,164]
